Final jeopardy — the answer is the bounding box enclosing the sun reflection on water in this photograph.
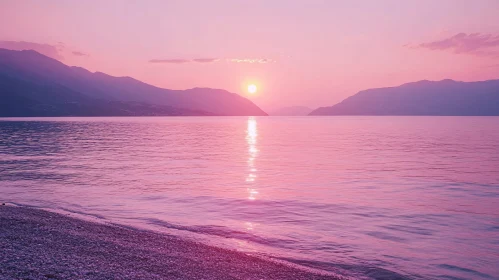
[245,222,254,231]
[245,117,258,200]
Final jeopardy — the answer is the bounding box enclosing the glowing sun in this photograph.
[248,84,257,94]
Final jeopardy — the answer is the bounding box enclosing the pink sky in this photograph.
[1,0,499,111]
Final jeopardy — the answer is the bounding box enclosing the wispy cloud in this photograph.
[228,58,275,63]
[72,51,88,57]
[193,58,220,63]
[411,33,499,56]
[483,63,499,68]
[0,40,90,60]
[149,59,191,64]
[149,57,275,64]
[0,40,64,60]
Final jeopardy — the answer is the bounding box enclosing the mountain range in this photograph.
[270,106,313,116]
[310,79,499,116]
[0,48,267,117]
[2,48,499,117]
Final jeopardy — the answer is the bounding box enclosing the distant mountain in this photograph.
[270,106,313,116]
[0,49,267,117]
[310,79,499,116]
[0,74,211,117]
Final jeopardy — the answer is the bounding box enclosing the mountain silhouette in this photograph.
[270,106,313,116]
[0,49,267,117]
[310,79,499,116]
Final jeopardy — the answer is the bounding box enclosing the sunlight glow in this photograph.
[248,84,257,94]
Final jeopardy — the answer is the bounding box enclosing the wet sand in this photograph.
[0,205,339,280]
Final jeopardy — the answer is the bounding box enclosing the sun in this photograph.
[248,84,257,94]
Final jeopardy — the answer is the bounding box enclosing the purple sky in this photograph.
[1,0,499,110]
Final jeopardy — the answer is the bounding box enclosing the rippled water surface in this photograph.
[1,117,498,279]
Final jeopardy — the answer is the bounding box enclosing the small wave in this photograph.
[139,217,297,248]
[6,202,109,223]
[380,224,434,236]
[438,264,493,279]
[365,231,407,243]
[276,257,417,280]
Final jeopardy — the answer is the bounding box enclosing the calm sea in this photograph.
[1,117,498,279]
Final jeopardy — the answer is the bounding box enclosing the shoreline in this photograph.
[0,205,340,280]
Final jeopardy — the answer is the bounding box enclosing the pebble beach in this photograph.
[0,205,338,280]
